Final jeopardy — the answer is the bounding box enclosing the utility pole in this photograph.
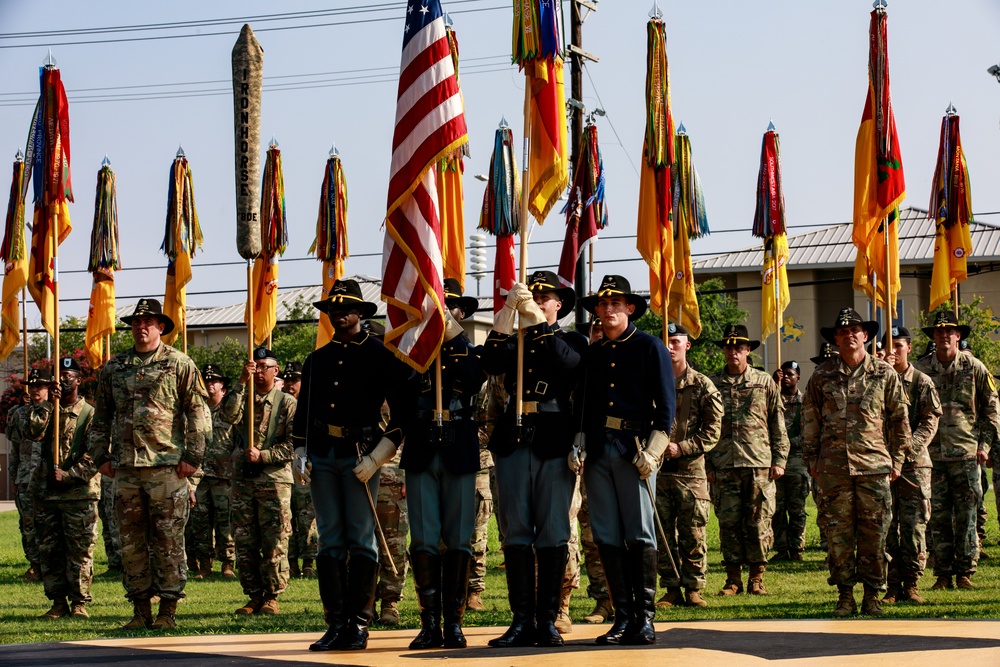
[569,0,599,331]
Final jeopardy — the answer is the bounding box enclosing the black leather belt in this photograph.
[604,416,644,431]
[415,409,468,422]
[520,399,562,414]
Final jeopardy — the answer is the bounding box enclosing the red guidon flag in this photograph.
[382,0,468,372]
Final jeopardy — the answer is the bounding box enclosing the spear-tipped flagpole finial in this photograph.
[767,119,776,132]
[269,135,279,149]
[329,144,339,158]
[176,144,186,159]
[15,149,24,163]
[499,115,509,129]
[677,121,687,136]
[444,11,453,27]
[43,48,57,69]
[873,0,887,11]
[101,155,111,167]
[649,1,662,19]
[946,101,957,116]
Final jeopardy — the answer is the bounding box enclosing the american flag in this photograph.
[382,0,468,372]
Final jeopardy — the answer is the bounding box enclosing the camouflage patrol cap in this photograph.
[921,310,970,341]
[820,307,878,344]
[26,367,53,385]
[714,324,760,351]
[121,298,175,335]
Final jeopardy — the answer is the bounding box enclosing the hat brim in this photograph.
[121,313,175,336]
[446,296,480,318]
[921,324,971,341]
[313,299,378,319]
[821,321,879,345]
[713,338,761,352]
[579,293,647,321]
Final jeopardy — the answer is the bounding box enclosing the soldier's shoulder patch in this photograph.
[194,372,208,397]
[930,388,942,411]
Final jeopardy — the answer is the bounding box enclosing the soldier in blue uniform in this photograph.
[573,275,675,646]
[403,279,487,650]
[293,279,415,652]
[482,270,587,648]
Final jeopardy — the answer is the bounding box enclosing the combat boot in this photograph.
[220,560,237,580]
[833,585,856,617]
[534,546,568,647]
[860,584,883,616]
[718,563,743,596]
[122,598,153,629]
[302,559,316,577]
[488,545,537,648]
[685,589,708,607]
[554,586,573,635]
[289,558,301,578]
[41,598,69,619]
[334,554,378,651]
[956,575,975,589]
[24,564,41,583]
[259,597,280,615]
[881,584,901,604]
[195,558,214,580]
[235,597,264,615]
[747,562,768,595]
[408,550,443,649]
[442,550,472,649]
[621,546,657,646]
[151,598,178,629]
[310,556,347,651]
[656,586,684,608]
[69,602,89,618]
[595,546,630,645]
[466,591,485,612]
[378,600,400,626]
[790,550,804,562]
[901,582,926,604]
[583,597,613,623]
[930,576,953,590]
[187,555,198,572]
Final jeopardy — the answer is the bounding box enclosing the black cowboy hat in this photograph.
[313,279,378,319]
[820,307,879,345]
[121,298,175,335]
[202,364,226,382]
[443,278,479,319]
[26,368,53,385]
[280,361,302,380]
[810,342,837,364]
[515,270,576,320]
[714,324,760,351]
[579,275,647,321]
[362,319,386,340]
[921,310,971,341]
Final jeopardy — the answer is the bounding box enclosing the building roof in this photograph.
[692,206,1000,273]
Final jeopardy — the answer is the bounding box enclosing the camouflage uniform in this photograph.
[657,364,723,592]
[564,477,582,592]
[8,403,42,571]
[886,364,940,590]
[288,475,318,567]
[469,449,494,595]
[88,343,212,603]
[375,449,408,606]
[708,366,789,568]
[773,390,809,558]
[29,397,100,609]
[98,475,122,571]
[220,383,296,601]
[190,402,236,564]
[916,350,1000,580]
[802,354,910,591]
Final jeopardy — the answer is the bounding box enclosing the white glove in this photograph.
[444,309,464,341]
[493,302,517,335]
[506,282,533,310]
[568,432,586,473]
[353,437,398,483]
[633,430,669,480]
[293,446,311,485]
[517,296,546,328]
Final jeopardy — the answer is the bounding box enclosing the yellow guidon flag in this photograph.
[761,234,790,341]
[311,150,349,349]
[245,143,287,345]
[85,161,121,368]
[161,153,203,347]
[438,20,469,291]
[0,156,28,360]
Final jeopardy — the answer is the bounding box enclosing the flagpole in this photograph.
[952,287,959,317]
[20,287,28,393]
[434,356,444,428]
[50,209,60,466]
[516,80,531,426]
[246,259,254,454]
[884,218,893,354]
[774,248,781,369]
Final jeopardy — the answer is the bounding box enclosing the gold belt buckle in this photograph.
[327,424,344,438]
[605,416,622,430]
[433,410,451,421]
[522,401,538,414]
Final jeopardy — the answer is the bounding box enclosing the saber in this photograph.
[355,442,397,576]
[636,436,679,579]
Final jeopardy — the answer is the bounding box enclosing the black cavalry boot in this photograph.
[442,549,473,649]
[309,556,347,651]
[621,545,657,645]
[408,550,443,649]
[334,555,378,651]
[534,545,569,647]
[595,545,631,646]
[488,545,537,648]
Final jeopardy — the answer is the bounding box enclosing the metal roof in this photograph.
[692,207,1000,273]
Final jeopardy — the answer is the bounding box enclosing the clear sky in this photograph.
[0,0,998,326]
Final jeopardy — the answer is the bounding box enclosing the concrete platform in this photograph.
[3,619,1000,665]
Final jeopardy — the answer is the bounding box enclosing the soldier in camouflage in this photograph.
[708,324,788,596]
[8,371,48,582]
[28,358,99,619]
[88,298,212,630]
[190,365,236,580]
[881,327,941,604]
[772,360,808,562]
[375,448,408,625]
[282,361,316,579]
[469,375,504,612]
[655,323,723,608]
[98,475,122,574]
[802,308,911,617]
[916,311,1000,590]
[221,347,297,615]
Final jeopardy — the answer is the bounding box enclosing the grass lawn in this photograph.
[3,491,1000,645]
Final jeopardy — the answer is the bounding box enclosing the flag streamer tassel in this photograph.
[246,259,254,455]
[516,81,531,426]
[50,210,60,465]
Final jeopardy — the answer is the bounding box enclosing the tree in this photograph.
[634,276,749,376]
[271,295,318,364]
[911,296,1000,374]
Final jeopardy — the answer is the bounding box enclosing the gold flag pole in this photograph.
[516,81,531,427]
[884,218,893,354]
[50,211,60,466]
[434,356,444,428]
[246,259,254,455]
[20,287,28,393]
[774,244,781,369]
